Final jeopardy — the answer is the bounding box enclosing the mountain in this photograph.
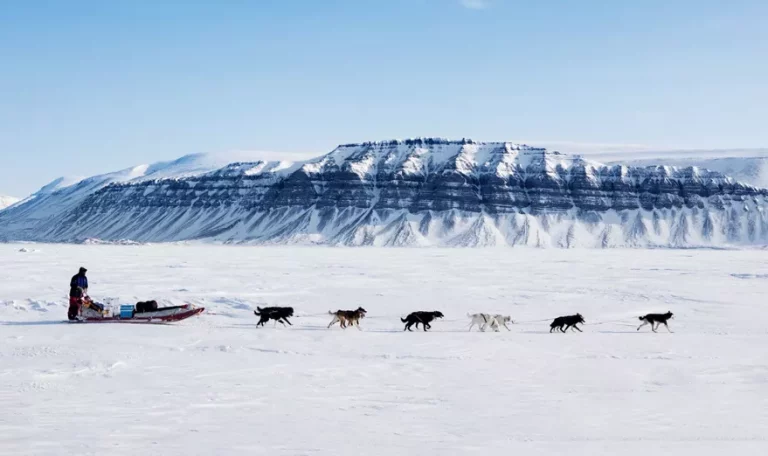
[583,149,768,189]
[0,151,292,239]
[0,195,20,211]
[1,139,767,247]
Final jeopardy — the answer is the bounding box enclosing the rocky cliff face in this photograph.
[2,139,767,247]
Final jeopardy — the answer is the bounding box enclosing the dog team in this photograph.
[254,306,675,333]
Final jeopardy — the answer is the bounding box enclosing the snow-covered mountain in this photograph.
[1,139,767,247]
[583,149,768,189]
[0,195,20,211]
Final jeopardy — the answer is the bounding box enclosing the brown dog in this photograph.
[328,307,367,330]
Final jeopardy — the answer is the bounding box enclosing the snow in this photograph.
[1,244,768,455]
[0,195,20,210]
[135,151,312,182]
[36,176,86,194]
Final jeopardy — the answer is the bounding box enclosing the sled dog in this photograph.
[467,313,514,332]
[637,311,674,332]
[402,311,444,332]
[328,307,367,329]
[550,314,585,333]
[254,306,294,327]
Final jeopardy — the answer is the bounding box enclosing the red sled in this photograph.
[73,304,204,324]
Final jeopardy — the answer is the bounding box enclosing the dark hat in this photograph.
[79,267,87,273]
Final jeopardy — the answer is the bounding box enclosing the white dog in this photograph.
[467,313,514,332]
[490,315,514,331]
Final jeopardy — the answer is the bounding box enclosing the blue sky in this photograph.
[1,0,767,196]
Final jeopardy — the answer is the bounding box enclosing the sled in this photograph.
[72,303,204,324]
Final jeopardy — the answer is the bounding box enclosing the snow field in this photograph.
[1,245,768,455]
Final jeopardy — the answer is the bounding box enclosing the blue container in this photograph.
[120,305,135,319]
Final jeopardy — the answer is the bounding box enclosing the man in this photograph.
[68,267,89,320]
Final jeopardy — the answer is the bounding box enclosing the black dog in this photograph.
[637,311,673,332]
[549,314,585,333]
[254,306,294,327]
[402,311,444,331]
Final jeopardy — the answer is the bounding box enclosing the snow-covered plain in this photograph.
[2,244,768,455]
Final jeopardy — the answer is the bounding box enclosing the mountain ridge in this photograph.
[1,139,767,247]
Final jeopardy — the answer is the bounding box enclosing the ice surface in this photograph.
[1,245,767,455]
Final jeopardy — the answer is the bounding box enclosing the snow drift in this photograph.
[1,139,767,247]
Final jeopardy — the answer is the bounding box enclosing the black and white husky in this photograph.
[637,311,674,332]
